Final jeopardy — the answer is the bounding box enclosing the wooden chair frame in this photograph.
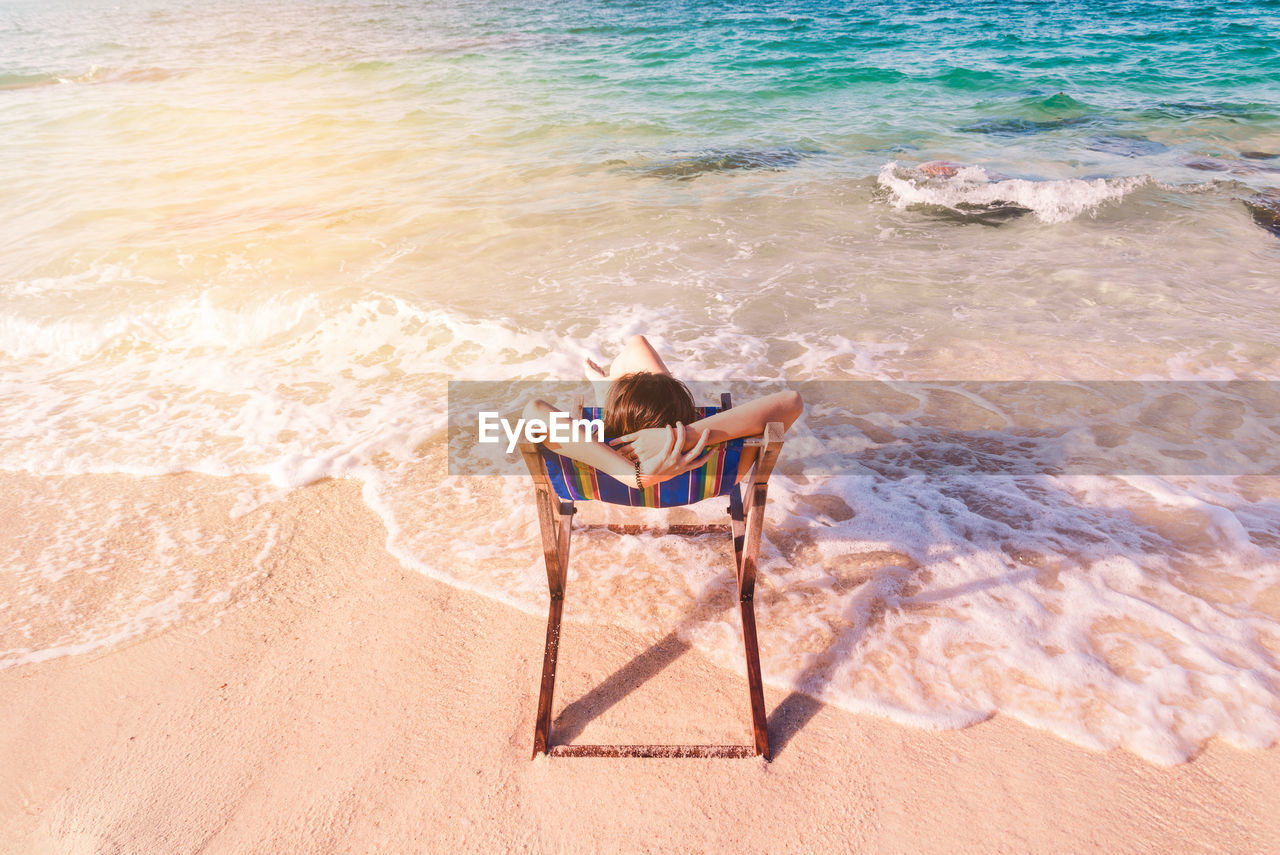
[518,393,783,760]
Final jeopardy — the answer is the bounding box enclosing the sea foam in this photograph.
[877,162,1146,224]
[3,289,1280,763]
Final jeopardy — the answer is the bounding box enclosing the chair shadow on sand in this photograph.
[549,526,1037,758]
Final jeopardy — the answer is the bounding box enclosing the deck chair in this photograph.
[518,393,784,759]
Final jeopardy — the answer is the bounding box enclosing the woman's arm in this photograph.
[610,390,803,458]
[521,399,709,487]
[687,389,804,445]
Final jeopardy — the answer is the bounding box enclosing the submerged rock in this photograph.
[917,160,966,178]
[1241,151,1279,160]
[923,202,1033,226]
[1184,155,1280,176]
[1148,101,1270,120]
[1185,157,1231,172]
[637,147,812,180]
[1085,134,1169,157]
[958,116,1094,136]
[1244,191,1280,237]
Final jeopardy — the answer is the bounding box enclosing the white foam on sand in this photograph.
[3,287,1279,764]
[0,474,282,668]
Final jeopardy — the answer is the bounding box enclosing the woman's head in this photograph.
[604,372,697,436]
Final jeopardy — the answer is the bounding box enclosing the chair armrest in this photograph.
[517,440,553,488]
[741,421,784,484]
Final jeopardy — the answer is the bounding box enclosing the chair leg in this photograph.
[532,495,573,758]
[532,594,565,758]
[739,595,770,759]
[735,481,771,758]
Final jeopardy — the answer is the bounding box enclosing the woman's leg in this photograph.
[584,335,673,409]
[606,334,672,378]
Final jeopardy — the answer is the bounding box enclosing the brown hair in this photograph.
[604,372,698,437]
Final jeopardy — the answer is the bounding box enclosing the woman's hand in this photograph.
[608,424,702,461]
[610,422,711,487]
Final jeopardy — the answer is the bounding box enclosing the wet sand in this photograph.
[1,474,1277,854]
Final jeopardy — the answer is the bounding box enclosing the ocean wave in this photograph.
[876,161,1146,224]
[0,290,323,361]
[0,292,574,485]
[0,71,58,92]
[14,65,188,87]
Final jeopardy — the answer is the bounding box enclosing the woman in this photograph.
[522,335,803,489]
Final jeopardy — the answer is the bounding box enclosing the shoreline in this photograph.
[2,474,1277,853]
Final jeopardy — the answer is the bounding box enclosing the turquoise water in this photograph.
[5,0,1279,357]
[3,0,1280,763]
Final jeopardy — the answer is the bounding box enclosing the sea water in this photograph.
[2,0,1280,764]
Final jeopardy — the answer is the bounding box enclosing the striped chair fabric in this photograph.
[538,406,743,507]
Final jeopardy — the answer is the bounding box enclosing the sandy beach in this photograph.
[3,472,1277,854]
[5,0,1280,851]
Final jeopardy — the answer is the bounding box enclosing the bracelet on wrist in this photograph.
[633,455,642,489]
